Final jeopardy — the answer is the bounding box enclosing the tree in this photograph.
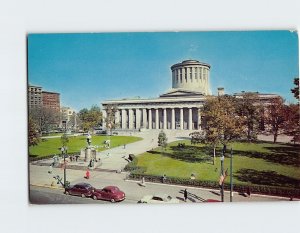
[202,95,245,148]
[235,92,262,141]
[264,97,287,143]
[28,116,40,146]
[104,104,118,135]
[291,77,299,100]
[158,130,168,150]
[29,106,60,133]
[284,103,300,144]
[78,105,102,132]
[61,134,69,147]
[190,131,206,145]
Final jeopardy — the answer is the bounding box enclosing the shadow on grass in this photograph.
[234,168,300,189]
[234,144,300,167]
[148,144,212,163]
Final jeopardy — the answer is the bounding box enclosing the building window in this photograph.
[180,68,182,83]
[185,67,187,82]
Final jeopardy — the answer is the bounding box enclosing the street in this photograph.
[29,164,290,204]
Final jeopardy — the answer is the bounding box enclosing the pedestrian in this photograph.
[247,186,251,198]
[107,152,110,157]
[184,189,188,202]
[140,177,146,187]
[85,169,90,179]
[75,155,79,162]
[48,164,53,174]
[124,144,126,149]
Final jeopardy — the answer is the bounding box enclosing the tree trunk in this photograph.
[213,146,216,165]
[273,132,278,143]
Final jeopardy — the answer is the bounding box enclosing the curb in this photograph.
[31,184,65,191]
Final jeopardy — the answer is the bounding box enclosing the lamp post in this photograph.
[220,153,225,202]
[230,148,233,202]
[61,146,67,189]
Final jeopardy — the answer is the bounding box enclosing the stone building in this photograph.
[101,59,280,131]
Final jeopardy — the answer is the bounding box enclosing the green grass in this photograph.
[29,135,142,157]
[136,140,300,189]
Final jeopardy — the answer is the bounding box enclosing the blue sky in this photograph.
[28,31,299,111]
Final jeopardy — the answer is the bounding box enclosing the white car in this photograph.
[138,194,179,204]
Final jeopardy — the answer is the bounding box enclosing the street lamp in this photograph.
[220,153,225,202]
[61,146,68,189]
[230,148,233,202]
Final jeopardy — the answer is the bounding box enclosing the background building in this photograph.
[28,85,42,109]
[42,91,60,111]
[102,59,281,132]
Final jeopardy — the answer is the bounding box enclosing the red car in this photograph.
[92,186,125,202]
[65,183,95,198]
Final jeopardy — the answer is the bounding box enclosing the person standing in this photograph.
[184,189,188,202]
[48,164,53,174]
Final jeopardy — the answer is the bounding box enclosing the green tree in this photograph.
[78,105,102,131]
[291,77,299,100]
[264,97,287,143]
[60,134,69,147]
[28,116,40,146]
[236,92,262,141]
[158,130,168,150]
[104,104,118,135]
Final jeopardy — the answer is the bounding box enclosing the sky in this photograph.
[28,31,299,111]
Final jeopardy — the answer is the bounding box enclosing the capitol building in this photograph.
[102,59,278,131]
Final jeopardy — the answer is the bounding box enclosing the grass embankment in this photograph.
[29,135,142,158]
[135,140,300,189]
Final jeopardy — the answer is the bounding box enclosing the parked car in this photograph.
[204,199,221,203]
[92,186,125,202]
[65,183,95,198]
[138,194,179,204]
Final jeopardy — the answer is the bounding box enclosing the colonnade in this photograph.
[104,107,202,130]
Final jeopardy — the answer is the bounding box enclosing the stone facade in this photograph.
[101,59,280,131]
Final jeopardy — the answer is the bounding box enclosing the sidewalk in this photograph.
[29,164,292,203]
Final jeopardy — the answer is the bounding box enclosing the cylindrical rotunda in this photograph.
[170,59,211,95]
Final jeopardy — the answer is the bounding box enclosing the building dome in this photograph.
[170,59,211,95]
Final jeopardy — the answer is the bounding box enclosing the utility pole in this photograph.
[230,148,233,202]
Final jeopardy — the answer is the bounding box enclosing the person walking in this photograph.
[247,186,251,198]
[85,169,90,179]
[184,189,188,202]
[140,177,146,187]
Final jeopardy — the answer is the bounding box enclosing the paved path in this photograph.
[96,130,193,170]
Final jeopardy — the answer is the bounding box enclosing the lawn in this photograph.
[29,135,142,157]
[135,140,300,189]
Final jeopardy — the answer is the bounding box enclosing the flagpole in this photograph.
[230,148,233,202]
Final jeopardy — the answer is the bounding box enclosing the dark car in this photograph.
[65,183,95,198]
[92,186,125,202]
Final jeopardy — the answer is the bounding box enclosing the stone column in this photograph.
[115,110,120,129]
[182,67,186,83]
[102,109,107,123]
[148,109,152,129]
[128,109,134,129]
[142,108,147,128]
[198,108,202,130]
[136,108,141,129]
[163,108,167,129]
[180,108,183,130]
[121,109,126,129]
[188,108,193,130]
[171,108,175,129]
[155,109,159,129]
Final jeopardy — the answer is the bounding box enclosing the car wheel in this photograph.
[65,191,69,195]
[92,195,97,200]
[81,193,86,198]
[110,199,115,203]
